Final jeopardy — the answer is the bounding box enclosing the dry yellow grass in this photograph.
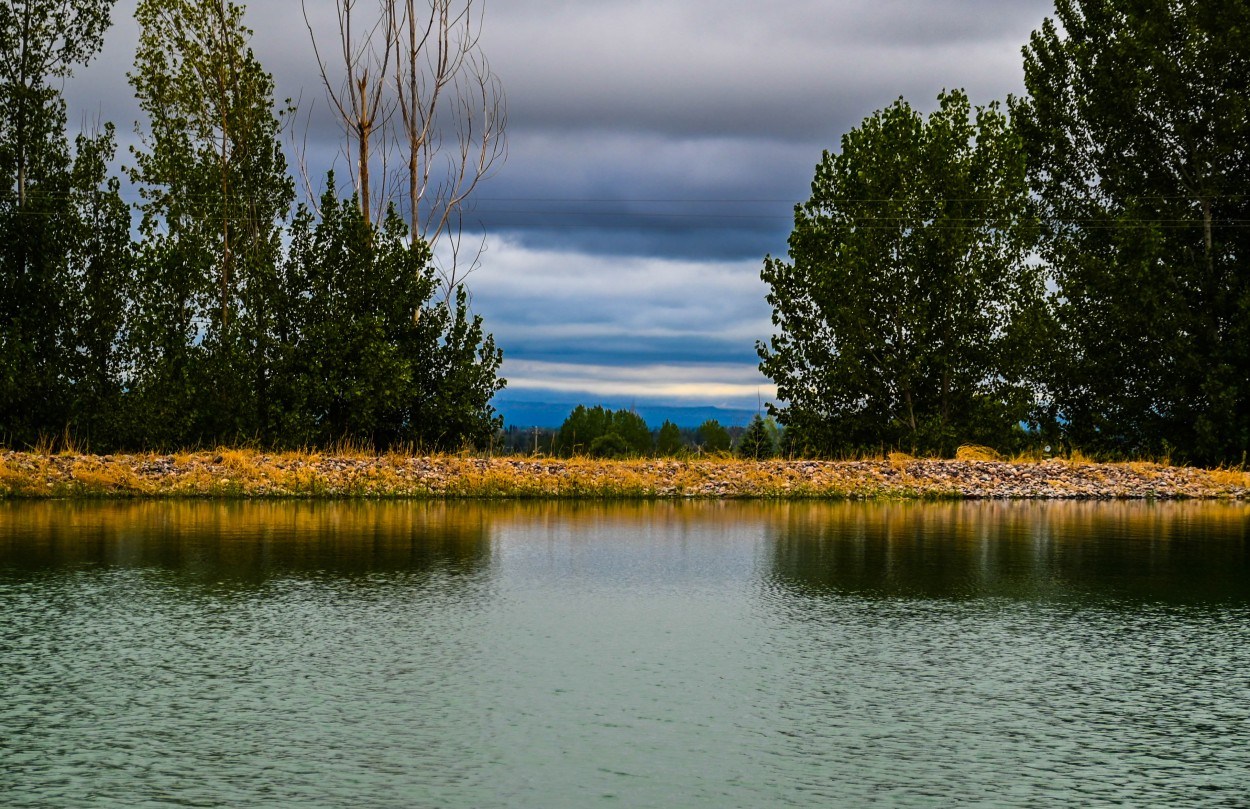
[0,460,34,494]
[0,448,1247,500]
[955,445,1002,462]
[66,460,149,495]
[1207,466,1250,489]
[1126,460,1162,479]
[1067,448,1097,465]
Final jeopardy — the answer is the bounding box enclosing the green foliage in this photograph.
[555,405,608,456]
[0,0,114,208]
[0,0,126,448]
[759,89,1042,458]
[273,181,503,450]
[736,414,777,460]
[63,126,134,447]
[696,419,731,454]
[655,420,683,456]
[125,0,294,444]
[1012,0,1250,464]
[589,432,629,459]
[556,406,653,457]
[614,410,652,456]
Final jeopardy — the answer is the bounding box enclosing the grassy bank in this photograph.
[2,449,1248,500]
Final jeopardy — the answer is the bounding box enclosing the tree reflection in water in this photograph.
[765,501,1250,603]
[0,501,494,586]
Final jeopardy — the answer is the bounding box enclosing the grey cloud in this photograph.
[484,0,1053,139]
[498,334,762,367]
[483,131,814,201]
[489,226,784,262]
[64,0,1055,151]
[64,0,1053,211]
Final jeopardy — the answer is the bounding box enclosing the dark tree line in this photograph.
[549,405,775,458]
[761,0,1250,465]
[0,0,503,452]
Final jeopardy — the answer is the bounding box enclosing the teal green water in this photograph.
[2,500,1248,808]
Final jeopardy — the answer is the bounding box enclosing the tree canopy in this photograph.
[1012,0,1250,463]
[0,0,127,448]
[655,420,683,456]
[759,90,1042,457]
[736,414,777,460]
[696,419,731,454]
[555,406,653,457]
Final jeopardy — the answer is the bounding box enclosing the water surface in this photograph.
[2,500,1248,807]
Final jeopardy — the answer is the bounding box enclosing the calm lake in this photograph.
[2,500,1248,808]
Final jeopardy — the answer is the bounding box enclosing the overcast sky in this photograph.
[62,0,1057,414]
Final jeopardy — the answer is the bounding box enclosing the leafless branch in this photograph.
[303,0,506,299]
[302,0,395,226]
[390,0,507,293]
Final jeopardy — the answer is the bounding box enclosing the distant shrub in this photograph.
[589,432,630,459]
[656,420,683,456]
[737,414,777,460]
[556,405,652,457]
[697,419,731,453]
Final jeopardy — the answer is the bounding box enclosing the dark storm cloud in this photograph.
[463,131,807,259]
[467,0,1053,260]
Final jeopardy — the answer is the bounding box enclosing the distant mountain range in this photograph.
[492,398,763,430]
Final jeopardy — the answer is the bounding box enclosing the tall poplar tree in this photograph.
[1014,0,1250,462]
[127,0,294,445]
[0,0,128,447]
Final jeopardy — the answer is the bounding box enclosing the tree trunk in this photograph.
[357,72,372,227]
[406,0,420,238]
[218,96,232,329]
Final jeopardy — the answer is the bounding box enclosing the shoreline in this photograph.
[2,451,1248,500]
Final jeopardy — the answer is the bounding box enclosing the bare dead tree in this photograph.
[302,0,394,227]
[303,0,506,299]
[388,0,506,292]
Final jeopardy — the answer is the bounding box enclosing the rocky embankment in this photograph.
[2,451,1247,499]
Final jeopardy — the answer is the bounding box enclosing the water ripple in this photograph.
[2,500,1248,807]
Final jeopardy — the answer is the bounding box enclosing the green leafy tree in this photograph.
[759,90,1041,457]
[613,409,652,457]
[589,432,629,459]
[0,0,125,447]
[556,405,610,456]
[0,0,113,208]
[696,419,731,454]
[556,405,652,457]
[736,414,777,460]
[1013,0,1250,463]
[64,126,134,447]
[274,179,503,450]
[127,0,294,445]
[413,287,506,450]
[655,419,683,456]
